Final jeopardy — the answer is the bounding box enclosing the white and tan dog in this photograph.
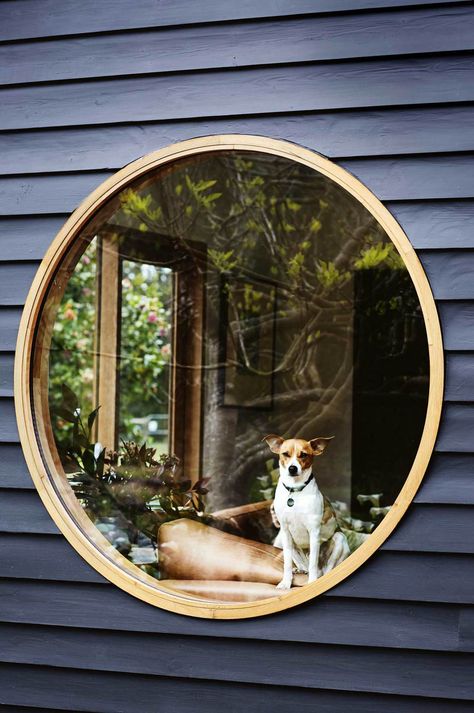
[263,434,350,589]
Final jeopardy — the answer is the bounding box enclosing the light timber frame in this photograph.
[92,223,205,478]
[14,135,444,619]
[94,231,121,450]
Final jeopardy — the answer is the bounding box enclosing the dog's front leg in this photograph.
[308,527,320,584]
[276,526,293,590]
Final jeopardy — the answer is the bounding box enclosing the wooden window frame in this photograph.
[93,225,205,480]
[14,135,444,619]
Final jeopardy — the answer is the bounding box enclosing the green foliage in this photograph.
[119,261,171,439]
[354,242,405,270]
[208,248,238,273]
[49,240,172,448]
[316,260,351,289]
[49,246,97,427]
[288,251,305,281]
[250,458,279,502]
[47,151,422,516]
[184,175,222,209]
[109,154,409,334]
[54,385,210,547]
[121,189,163,224]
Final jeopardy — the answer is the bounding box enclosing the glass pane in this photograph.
[119,260,172,454]
[38,149,429,601]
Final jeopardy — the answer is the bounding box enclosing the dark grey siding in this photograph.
[1,1,474,710]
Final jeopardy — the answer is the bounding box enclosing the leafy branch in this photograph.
[53,385,210,545]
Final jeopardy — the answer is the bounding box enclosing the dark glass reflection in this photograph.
[42,150,429,598]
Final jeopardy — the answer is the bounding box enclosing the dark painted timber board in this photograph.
[418,251,474,300]
[1,623,474,699]
[0,708,75,713]
[0,579,464,652]
[0,308,21,352]
[2,663,474,713]
[436,403,474,452]
[0,216,67,259]
[2,107,474,176]
[0,398,20,442]
[445,353,474,401]
[388,201,474,250]
[414,452,474,505]
[1,0,471,42]
[439,302,474,351]
[341,156,474,202]
[0,352,14,396]
[0,262,39,305]
[1,56,474,131]
[0,444,32,489]
[459,609,474,651]
[1,8,474,86]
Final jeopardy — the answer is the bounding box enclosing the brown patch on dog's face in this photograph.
[278,439,314,470]
[262,435,334,471]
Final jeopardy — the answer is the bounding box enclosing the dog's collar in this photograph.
[282,472,314,493]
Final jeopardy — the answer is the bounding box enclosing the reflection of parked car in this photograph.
[130,413,168,441]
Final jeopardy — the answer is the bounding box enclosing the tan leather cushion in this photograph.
[161,579,294,602]
[158,518,306,586]
[211,500,276,543]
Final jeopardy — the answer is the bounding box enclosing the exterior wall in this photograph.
[1,1,474,710]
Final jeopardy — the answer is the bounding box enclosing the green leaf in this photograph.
[54,407,77,423]
[205,192,222,203]
[96,447,106,478]
[61,383,79,412]
[81,448,96,477]
[73,431,90,451]
[87,406,100,432]
[195,179,217,193]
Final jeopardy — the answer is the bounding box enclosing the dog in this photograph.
[263,434,350,589]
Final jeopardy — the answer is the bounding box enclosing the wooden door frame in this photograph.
[94,224,206,480]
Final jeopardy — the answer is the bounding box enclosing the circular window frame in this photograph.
[15,135,444,619]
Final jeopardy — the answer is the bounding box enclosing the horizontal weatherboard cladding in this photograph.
[1,623,474,700]
[1,107,474,176]
[1,7,474,86]
[2,56,474,131]
[1,663,474,713]
[1,0,472,42]
[0,579,465,651]
[1,1,473,710]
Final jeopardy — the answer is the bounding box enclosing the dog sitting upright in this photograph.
[263,434,350,589]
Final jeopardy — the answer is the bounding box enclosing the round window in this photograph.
[15,136,443,618]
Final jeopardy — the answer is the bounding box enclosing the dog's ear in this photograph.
[309,436,334,456]
[262,434,284,454]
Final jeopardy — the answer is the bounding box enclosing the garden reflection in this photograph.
[43,150,429,598]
